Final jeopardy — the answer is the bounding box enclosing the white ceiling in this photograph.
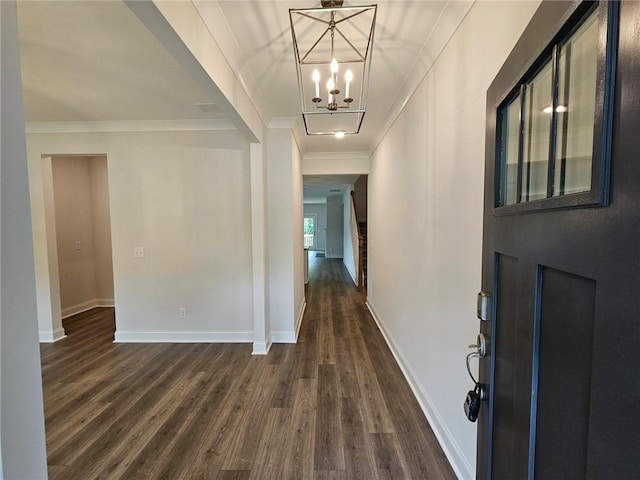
[17,0,470,155]
[18,1,224,122]
[214,0,462,153]
[303,174,361,203]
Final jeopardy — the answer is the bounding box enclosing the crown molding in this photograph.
[25,119,237,134]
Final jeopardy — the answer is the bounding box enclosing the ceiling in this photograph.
[303,174,361,203]
[17,0,470,156]
[18,1,471,203]
[17,1,227,123]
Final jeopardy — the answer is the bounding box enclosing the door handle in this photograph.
[468,332,487,358]
[465,333,487,391]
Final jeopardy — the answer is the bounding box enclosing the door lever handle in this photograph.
[468,333,487,358]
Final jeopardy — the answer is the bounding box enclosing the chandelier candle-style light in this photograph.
[289,1,377,136]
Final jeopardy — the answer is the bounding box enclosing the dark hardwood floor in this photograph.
[41,258,455,479]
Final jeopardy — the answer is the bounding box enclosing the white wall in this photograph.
[366,1,541,478]
[90,156,115,305]
[325,196,344,258]
[51,155,114,316]
[302,152,369,175]
[342,188,357,284]
[292,141,305,336]
[266,126,305,342]
[27,128,255,342]
[303,203,327,251]
[1,2,48,476]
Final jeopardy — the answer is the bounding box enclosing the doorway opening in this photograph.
[48,154,116,338]
[302,174,367,287]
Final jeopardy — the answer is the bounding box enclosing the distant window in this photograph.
[304,216,316,248]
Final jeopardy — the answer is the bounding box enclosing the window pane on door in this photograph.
[553,9,598,197]
[499,96,521,206]
[522,61,553,202]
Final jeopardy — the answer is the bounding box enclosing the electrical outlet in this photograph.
[133,247,144,258]
[178,307,187,319]
[75,241,81,250]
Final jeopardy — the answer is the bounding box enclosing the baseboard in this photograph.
[272,300,307,343]
[252,335,272,355]
[114,330,253,343]
[326,254,343,259]
[366,300,474,480]
[271,330,295,343]
[61,298,115,319]
[344,259,357,285]
[39,327,67,343]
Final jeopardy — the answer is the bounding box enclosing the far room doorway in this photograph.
[49,154,116,339]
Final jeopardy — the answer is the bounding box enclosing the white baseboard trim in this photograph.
[271,330,295,343]
[62,298,115,319]
[39,327,67,343]
[114,330,253,343]
[366,300,474,480]
[295,300,306,341]
[252,335,272,355]
[272,300,306,343]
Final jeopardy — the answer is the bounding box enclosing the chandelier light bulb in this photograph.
[312,69,321,99]
[330,58,339,74]
[327,78,335,103]
[344,69,353,99]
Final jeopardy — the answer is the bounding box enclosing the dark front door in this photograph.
[476,1,639,478]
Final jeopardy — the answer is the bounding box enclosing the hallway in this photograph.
[40,258,454,479]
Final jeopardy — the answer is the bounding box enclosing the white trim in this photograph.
[326,253,343,259]
[113,330,253,343]
[366,300,474,480]
[272,301,305,344]
[295,300,306,341]
[252,335,272,355]
[39,328,67,343]
[271,330,296,343]
[25,119,237,135]
[61,298,115,319]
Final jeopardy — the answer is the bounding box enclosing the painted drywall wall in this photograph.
[303,203,327,251]
[367,1,541,478]
[325,196,344,258]
[90,156,115,305]
[266,126,305,342]
[342,188,357,284]
[27,129,254,342]
[292,140,305,336]
[32,156,65,342]
[1,1,49,476]
[52,155,114,316]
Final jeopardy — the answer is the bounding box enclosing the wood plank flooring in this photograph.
[41,258,455,479]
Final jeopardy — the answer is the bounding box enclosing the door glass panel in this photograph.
[553,10,598,197]
[522,61,553,202]
[500,97,520,206]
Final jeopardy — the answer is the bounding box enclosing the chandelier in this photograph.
[289,1,377,137]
